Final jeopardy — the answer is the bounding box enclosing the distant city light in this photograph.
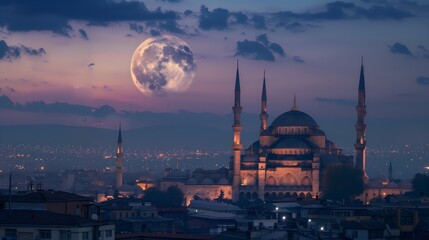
[424,166,429,170]
[308,219,312,222]
[320,226,324,231]
[282,216,286,220]
[275,207,279,211]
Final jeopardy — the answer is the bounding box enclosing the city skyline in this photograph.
[0,0,428,147]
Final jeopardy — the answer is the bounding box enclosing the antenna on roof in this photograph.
[291,94,298,111]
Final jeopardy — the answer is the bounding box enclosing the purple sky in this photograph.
[0,0,428,146]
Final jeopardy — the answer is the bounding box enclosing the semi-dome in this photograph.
[271,110,318,127]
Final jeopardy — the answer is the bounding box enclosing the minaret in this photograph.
[388,162,393,181]
[355,58,368,179]
[260,71,268,132]
[116,123,123,189]
[232,60,243,202]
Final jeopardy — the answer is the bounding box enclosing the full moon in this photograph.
[130,35,196,95]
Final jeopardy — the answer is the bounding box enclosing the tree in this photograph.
[322,165,364,201]
[412,173,429,196]
[215,190,225,202]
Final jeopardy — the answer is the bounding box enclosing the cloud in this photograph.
[237,34,286,61]
[158,19,185,34]
[231,12,248,25]
[293,56,304,63]
[129,23,144,34]
[0,0,177,36]
[314,97,356,106]
[388,42,412,55]
[198,5,230,30]
[416,45,429,58]
[269,43,285,56]
[251,15,267,29]
[0,95,116,117]
[150,29,161,36]
[162,0,181,2]
[0,40,46,61]
[274,1,413,21]
[416,76,429,85]
[87,63,95,69]
[78,29,88,40]
[236,40,275,61]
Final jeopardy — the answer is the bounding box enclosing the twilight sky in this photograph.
[0,0,428,146]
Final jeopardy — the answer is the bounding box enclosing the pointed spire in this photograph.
[291,94,298,111]
[261,70,267,102]
[118,122,122,144]
[359,57,365,92]
[234,59,241,107]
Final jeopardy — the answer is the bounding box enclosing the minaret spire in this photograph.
[234,59,241,107]
[116,122,124,190]
[291,94,298,111]
[260,70,268,132]
[232,60,243,201]
[388,161,393,181]
[355,58,368,181]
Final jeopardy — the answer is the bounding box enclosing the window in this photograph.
[60,230,71,240]
[106,230,113,237]
[39,230,51,239]
[82,232,89,240]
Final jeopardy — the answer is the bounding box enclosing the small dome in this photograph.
[272,138,310,149]
[271,110,318,127]
[201,178,214,184]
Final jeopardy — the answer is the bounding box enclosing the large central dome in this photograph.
[271,110,318,127]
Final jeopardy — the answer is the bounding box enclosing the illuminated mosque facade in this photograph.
[159,61,368,203]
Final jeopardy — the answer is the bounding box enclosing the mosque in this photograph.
[156,61,368,204]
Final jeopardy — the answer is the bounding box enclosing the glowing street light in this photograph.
[320,226,324,231]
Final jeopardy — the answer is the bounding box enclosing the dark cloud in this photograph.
[129,23,144,34]
[162,0,181,2]
[269,43,285,56]
[150,29,161,36]
[78,29,88,40]
[276,21,313,33]
[416,76,429,85]
[0,0,177,36]
[184,10,193,17]
[388,42,412,55]
[236,40,275,61]
[251,15,267,29]
[256,34,269,46]
[231,12,248,25]
[158,19,185,34]
[293,56,304,63]
[199,5,230,30]
[0,95,116,117]
[237,34,286,61]
[0,40,46,61]
[314,97,356,106]
[88,63,95,69]
[417,45,429,58]
[274,1,413,21]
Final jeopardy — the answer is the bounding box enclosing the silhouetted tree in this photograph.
[143,186,184,207]
[215,190,225,202]
[412,173,429,196]
[322,165,364,201]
